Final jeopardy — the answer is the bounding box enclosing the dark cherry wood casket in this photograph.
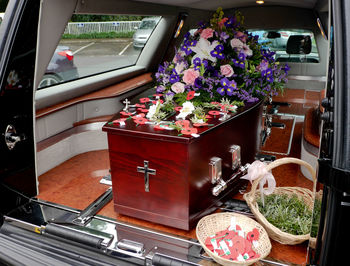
[102,100,263,230]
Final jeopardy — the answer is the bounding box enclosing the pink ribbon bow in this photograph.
[241,160,276,206]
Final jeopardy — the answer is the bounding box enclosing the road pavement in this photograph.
[59,38,141,78]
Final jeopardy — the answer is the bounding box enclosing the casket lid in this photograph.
[102,101,260,144]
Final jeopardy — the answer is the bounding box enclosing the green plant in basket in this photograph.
[257,194,313,235]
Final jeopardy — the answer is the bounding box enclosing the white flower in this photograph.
[191,37,219,63]
[176,101,195,119]
[175,61,186,74]
[146,101,161,120]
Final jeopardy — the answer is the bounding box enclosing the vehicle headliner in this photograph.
[133,0,326,10]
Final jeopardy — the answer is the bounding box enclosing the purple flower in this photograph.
[224,16,236,28]
[220,32,230,42]
[283,64,290,73]
[220,77,230,88]
[158,65,165,73]
[169,74,180,84]
[261,68,273,77]
[194,77,203,88]
[233,59,245,69]
[210,50,225,59]
[166,92,174,97]
[257,60,269,72]
[156,86,165,93]
[226,80,237,96]
[215,44,224,52]
[266,76,274,83]
[181,45,192,56]
[189,40,197,46]
[193,57,201,66]
[238,52,246,61]
[217,87,226,96]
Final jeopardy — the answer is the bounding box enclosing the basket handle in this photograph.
[249,157,317,197]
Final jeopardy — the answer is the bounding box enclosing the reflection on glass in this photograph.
[249,29,320,63]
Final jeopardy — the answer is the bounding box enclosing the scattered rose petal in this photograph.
[137,108,149,113]
[133,117,148,125]
[152,99,164,104]
[175,120,190,128]
[113,118,127,125]
[120,111,133,116]
[139,97,150,103]
[208,110,221,116]
[186,91,195,100]
[181,127,198,135]
[153,93,163,97]
[135,103,146,108]
[132,114,145,119]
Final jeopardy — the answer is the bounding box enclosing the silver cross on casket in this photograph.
[137,160,156,192]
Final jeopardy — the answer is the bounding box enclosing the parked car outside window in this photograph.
[38,46,78,89]
[132,16,161,48]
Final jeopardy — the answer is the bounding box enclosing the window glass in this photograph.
[38,14,161,89]
[249,29,319,63]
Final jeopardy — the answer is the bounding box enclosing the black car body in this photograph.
[0,0,348,265]
[38,45,79,89]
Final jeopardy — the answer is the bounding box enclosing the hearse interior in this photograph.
[0,0,349,265]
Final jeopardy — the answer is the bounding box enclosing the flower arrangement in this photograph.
[155,8,289,109]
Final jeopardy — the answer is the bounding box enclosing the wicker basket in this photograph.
[196,212,272,266]
[243,157,317,245]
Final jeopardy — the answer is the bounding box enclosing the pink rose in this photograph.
[200,28,214,39]
[230,38,244,49]
[220,64,234,77]
[182,68,199,85]
[171,82,185,94]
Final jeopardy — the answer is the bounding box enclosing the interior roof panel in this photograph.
[131,0,318,10]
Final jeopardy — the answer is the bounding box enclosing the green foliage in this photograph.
[258,194,313,235]
[160,100,175,114]
[311,198,322,237]
[62,31,135,39]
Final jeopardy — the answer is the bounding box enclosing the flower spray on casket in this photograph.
[152,7,290,130]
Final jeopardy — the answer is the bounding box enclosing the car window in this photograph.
[38,14,161,89]
[249,29,320,63]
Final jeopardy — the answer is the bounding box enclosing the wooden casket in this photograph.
[102,100,263,230]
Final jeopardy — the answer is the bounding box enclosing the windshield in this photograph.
[139,20,156,29]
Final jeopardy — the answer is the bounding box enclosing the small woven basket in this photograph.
[196,212,272,266]
[243,157,317,245]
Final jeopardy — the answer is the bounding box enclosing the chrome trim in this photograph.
[261,116,297,156]
[287,75,326,82]
[209,157,222,184]
[32,198,202,247]
[4,216,42,234]
[95,216,202,247]
[229,145,241,170]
